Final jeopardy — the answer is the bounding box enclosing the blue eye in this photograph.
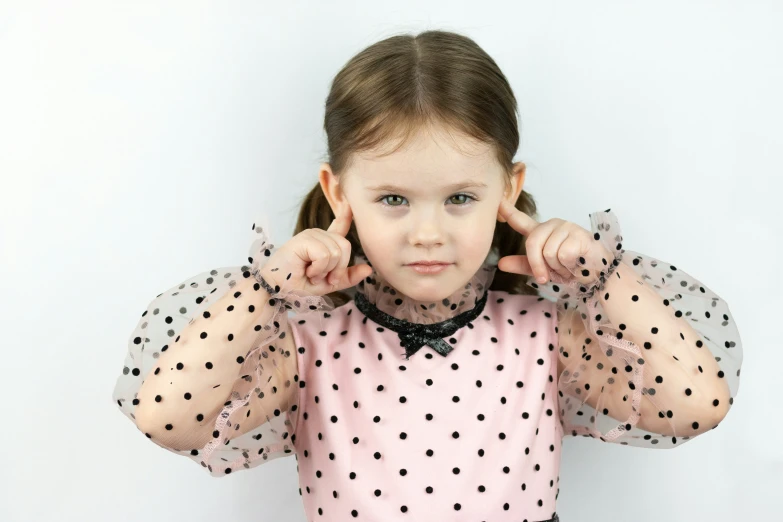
[378,193,478,208]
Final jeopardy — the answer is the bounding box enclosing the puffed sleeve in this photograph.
[112,217,335,476]
[527,209,742,448]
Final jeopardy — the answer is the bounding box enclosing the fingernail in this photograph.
[537,276,547,284]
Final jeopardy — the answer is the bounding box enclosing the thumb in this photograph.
[343,263,373,288]
[497,254,535,277]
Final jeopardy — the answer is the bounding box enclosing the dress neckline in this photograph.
[347,252,499,360]
[353,286,490,360]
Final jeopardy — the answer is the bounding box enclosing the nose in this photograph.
[408,210,445,248]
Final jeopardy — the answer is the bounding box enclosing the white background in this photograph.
[1,1,779,521]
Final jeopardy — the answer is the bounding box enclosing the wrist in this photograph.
[256,266,285,296]
[576,250,623,300]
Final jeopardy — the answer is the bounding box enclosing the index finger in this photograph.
[326,204,354,237]
[498,199,539,235]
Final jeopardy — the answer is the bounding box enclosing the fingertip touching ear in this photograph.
[319,163,349,218]
[498,161,526,223]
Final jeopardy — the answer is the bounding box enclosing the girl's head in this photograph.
[295,30,540,306]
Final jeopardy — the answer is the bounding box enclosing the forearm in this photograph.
[595,258,732,433]
[134,273,279,438]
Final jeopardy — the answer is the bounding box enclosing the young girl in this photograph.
[113,30,742,522]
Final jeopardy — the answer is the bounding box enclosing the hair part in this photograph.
[294,29,540,307]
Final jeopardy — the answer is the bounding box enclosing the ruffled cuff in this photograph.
[112,218,334,476]
[526,209,742,448]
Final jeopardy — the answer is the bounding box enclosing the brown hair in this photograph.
[293,29,541,307]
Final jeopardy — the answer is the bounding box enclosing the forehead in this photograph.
[347,125,500,189]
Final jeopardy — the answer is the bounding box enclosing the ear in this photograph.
[318,163,348,216]
[497,161,526,223]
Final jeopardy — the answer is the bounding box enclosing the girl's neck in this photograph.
[350,252,498,325]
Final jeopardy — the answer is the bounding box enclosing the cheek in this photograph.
[352,219,390,263]
[462,214,497,246]
[455,217,499,265]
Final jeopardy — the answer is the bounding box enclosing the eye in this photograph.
[448,194,475,205]
[379,195,406,207]
[377,193,478,208]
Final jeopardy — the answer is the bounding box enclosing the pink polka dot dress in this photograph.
[113,209,743,522]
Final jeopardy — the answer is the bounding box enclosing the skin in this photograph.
[318,121,526,303]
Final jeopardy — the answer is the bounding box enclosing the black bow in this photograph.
[398,326,456,359]
[353,289,489,360]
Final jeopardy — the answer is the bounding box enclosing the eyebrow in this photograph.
[366,181,489,192]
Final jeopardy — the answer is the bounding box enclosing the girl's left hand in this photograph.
[496,199,615,286]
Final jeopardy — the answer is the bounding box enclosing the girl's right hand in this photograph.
[259,205,373,296]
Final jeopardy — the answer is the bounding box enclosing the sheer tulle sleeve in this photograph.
[527,209,742,448]
[112,218,334,476]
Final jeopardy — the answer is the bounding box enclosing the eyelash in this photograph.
[376,193,479,209]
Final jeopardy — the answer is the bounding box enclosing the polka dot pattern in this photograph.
[292,292,562,521]
[112,209,742,521]
[527,209,742,448]
[112,220,335,476]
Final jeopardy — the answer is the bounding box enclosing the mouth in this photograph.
[406,260,452,266]
[406,262,452,274]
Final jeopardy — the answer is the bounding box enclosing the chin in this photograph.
[395,276,460,302]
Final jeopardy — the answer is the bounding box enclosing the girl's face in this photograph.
[320,123,526,303]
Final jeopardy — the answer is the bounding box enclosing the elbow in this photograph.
[133,406,162,440]
[135,406,214,452]
[711,402,731,427]
[134,407,189,452]
[688,403,730,439]
[687,381,732,435]
[707,384,733,427]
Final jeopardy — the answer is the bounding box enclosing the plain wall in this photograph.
[1,1,779,520]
